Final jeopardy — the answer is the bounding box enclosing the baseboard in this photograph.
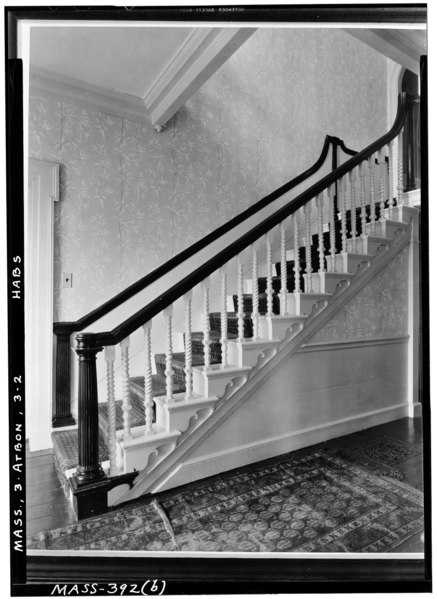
[154,403,410,492]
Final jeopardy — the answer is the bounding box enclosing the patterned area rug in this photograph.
[27,451,423,553]
[359,436,423,465]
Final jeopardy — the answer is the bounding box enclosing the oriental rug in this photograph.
[27,450,423,553]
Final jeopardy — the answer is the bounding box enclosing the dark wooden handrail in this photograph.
[80,92,408,348]
[54,134,343,335]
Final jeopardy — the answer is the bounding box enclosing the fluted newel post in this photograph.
[388,141,394,220]
[280,221,288,315]
[378,149,386,221]
[265,233,274,317]
[164,306,174,400]
[293,211,302,289]
[183,292,193,397]
[104,345,117,474]
[142,322,154,432]
[304,202,313,292]
[359,162,367,235]
[220,268,228,366]
[251,246,259,339]
[75,334,105,483]
[236,256,245,341]
[339,177,347,255]
[53,331,76,427]
[369,155,376,234]
[328,184,336,272]
[350,170,357,253]
[316,193,325,273]
[120,336,132,440]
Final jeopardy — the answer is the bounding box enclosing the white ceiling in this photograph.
[30,26,195,98]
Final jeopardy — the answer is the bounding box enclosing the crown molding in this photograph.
[143,27,256,129]
[29,65,149,124]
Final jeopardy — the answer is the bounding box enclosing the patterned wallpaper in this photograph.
[28,28,389,321]
[309,246,409,343]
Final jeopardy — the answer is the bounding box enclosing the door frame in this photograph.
[26,158,59,451]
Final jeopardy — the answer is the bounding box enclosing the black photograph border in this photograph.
[6,3,431,595]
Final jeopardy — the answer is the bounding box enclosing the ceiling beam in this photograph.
[346,29,425,75]
[143,27,256,130]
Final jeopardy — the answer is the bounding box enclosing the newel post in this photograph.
[74,333,106,483]
[52,329,76,427]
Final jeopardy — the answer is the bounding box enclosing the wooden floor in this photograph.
[26,416,426,551]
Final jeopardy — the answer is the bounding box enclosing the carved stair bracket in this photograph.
[192,364,251,398]
[227,338,280,367]
[116,426,181,473]
[258,315,307,341]
[154,392,218,434]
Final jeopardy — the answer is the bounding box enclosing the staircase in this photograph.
[51,92,422,519]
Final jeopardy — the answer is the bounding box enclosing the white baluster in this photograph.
[397,129,404,205]
[328,184,336,272]
[220,268,228,366]
[304,201,313,292]
[378,149,386,221]
[105,345,117,473]
[339,177,347,255]
[266,233,273,317]
[183,292,193,398]
[201,279,211,368]
[293,211,302,288]
[142,322,154,434]
[369,155,376,234]
[251,246,259,339]
[388,141,394,220]
[280,221,288,315]
[359,162,367,236]
[120,336,132,440]
[163,306,174,402]
[317,192,326,273]
[236,256,245,341]
[350,170,357,253]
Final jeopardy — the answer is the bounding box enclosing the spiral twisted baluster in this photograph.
[359,162,367,236]
[350,170,357,253]
[163,307,174,402]
[251,246,259,339]
[183,293,193,398]
[266,233,273,317]
[328,185,336,272]
[388,141,394,220]
[316,193,325,273]
[280,221,288,315]
[202,279,211,368]
[105,345,117,473]
[293,211,302,288]
[120,336,132,440]
[220,268,228,367]
[369,155,376,234]
[378,149,386,221]
[142,322,154,433]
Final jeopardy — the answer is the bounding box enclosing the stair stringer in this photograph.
[114,224,413,505]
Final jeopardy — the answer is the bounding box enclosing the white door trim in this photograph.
[26,159,59,451]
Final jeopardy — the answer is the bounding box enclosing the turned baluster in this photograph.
[388,140,394,220]
[163,306,174,401]
[369,155,376,234]
[104,345,117,473]
[304,202,313,292]
[359,161,367,236]
[339,177,347,255]
[397,129,404,205]
[378,149,386,221]
[350,170,357,254]
[266,233,274,317]
[280,221,288,315]
[328,184,336,272]
[251,246,259,339]
[183,292,193,398]
[317,192,326,273]
[120,336,132,440]
[142,322,154,433]
[220,268,228,366]
[293,211,302,289]
[236,256,245,341]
